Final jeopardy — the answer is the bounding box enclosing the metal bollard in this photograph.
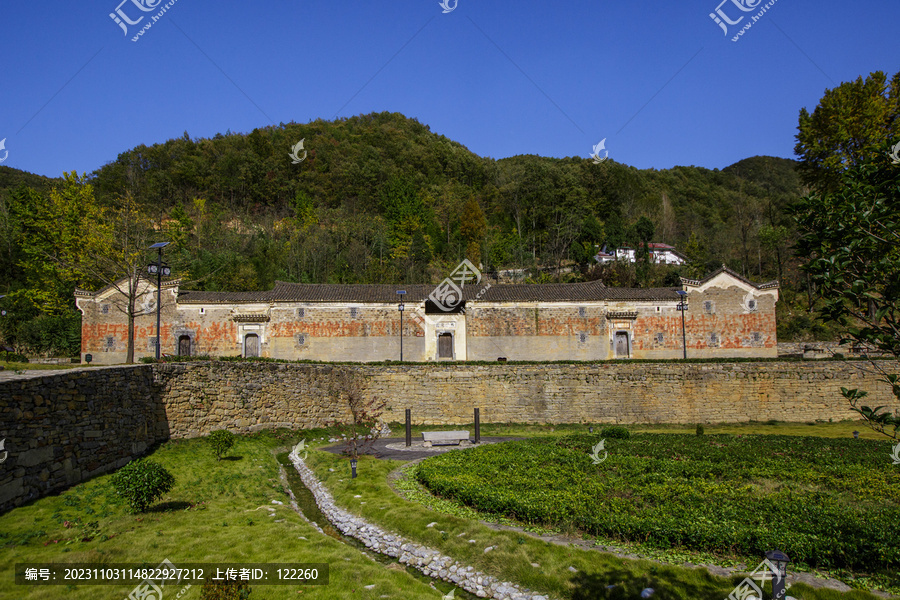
[474,408,480,444]
[405,409,412,447]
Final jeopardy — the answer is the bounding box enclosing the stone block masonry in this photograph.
[0,366,167,512]
[2,360,899,513]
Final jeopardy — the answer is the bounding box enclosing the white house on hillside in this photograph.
[595,243,687,266]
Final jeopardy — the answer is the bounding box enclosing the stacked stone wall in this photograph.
[0,366,167,512]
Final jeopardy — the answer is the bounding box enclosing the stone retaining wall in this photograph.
[0,366,167,512]
[2,359,899,513]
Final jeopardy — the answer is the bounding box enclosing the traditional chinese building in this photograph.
[76,266,778,364]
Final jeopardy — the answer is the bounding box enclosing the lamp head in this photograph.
[765,549,790,570]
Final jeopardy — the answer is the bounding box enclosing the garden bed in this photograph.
[415,433,900,588]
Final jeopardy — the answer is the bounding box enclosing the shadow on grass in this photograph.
[148,501,193,513]
[220,456,243,461]
[570,568,728,600]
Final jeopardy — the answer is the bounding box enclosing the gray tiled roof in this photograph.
[177,280,682,304]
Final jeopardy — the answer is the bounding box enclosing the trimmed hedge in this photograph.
[416,434,900,572]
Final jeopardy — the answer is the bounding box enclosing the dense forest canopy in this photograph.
[0,111,809,355]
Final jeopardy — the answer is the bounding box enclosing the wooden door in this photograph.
[244,334,259,358]
[615,332,629,358]
[438,333,453,359]
[178,335,191,356]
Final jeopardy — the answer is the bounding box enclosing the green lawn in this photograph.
[0,431,445,600]
[0,422,892,600]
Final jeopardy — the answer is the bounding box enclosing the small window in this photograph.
[655,332,664,344]
[578,307,587,318]
[297,307,305,318]
[656,306,661,312]
[753,332,762,343]
[149,338,158,350]
[704,301,714,314]
[710,333,718,345]
[579,332,588,344]
[105,336,115,348]
[747,299,757,311]
[101,304,110,314]
[350,307,359,319]
[296,334,306,345]
[199,307,206,315]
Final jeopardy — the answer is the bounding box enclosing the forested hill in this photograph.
[0,165,57,194]
[5,112,802,294]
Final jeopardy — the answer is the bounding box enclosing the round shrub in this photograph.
[600,426,631,439]
[110,459,175,513]
[695,423,705,436]
[209,429,236,460]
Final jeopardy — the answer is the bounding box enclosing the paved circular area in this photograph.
[319,436,524,461]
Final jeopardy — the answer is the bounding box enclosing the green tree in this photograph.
[793,141,900,438]
[758,223,790,283]
[10,175,100,315]
[795,70,900,192]
[208,430,236,460]
[460,197,487,265]
[15,174,160,363]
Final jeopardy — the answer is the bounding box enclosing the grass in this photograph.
[415,434,900,575]
[0,422,891,600]
[0,360,86,371]
[302,440,886,600]
[0,430,447,600]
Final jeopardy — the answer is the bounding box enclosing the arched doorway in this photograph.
[244,333,260,358]
[177,335,191,357]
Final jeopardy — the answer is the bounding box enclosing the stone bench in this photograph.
[422,431,470,447]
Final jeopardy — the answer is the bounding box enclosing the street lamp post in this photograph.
[396,290,406,361]
[676,290,688,360]
[148,242,171,360]
[765,549,791,599]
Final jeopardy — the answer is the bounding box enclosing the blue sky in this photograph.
[0,1,896,178]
